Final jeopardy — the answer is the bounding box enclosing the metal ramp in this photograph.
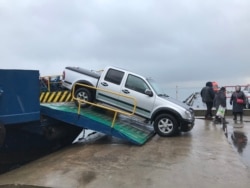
[40,102,155,145]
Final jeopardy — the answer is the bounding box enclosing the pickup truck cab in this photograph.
[62,66,195,137]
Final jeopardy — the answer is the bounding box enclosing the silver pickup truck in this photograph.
[62,66,195,137]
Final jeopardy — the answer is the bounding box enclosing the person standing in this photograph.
[200,81,215,120]
[213,87,227,124]
[230,85,246,122]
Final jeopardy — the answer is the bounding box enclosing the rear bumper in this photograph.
[62,81,72,90]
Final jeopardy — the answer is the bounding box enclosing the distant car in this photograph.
[242,85,250,109]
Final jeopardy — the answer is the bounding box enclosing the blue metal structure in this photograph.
[0,69,40,125]
[0,69,82,174]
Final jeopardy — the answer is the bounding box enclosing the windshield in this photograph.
[147,78,168,96]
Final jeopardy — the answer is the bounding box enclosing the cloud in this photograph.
[0,0,250,90]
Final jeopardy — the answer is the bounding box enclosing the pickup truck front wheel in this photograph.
[74,87,93,108]
[153,114,179,137]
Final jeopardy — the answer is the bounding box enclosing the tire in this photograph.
[153,114,179,137]
[74,87,93,108]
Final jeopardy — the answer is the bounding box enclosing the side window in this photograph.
[104,69,124,85]
[125,74,149,94]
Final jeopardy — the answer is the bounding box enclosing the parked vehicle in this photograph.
[62,66,195,137]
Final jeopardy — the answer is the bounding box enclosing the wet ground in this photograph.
[224,118,250,168]
[0,116,250,188]
[197,116,250,168]
[188,92,250,167]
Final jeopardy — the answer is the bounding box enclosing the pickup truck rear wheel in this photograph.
[153,114,179,137]
[74,87,93,108]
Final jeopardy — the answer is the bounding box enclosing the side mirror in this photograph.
[145,89,153,97]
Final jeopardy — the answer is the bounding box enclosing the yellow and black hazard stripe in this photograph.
[40,90,73,103]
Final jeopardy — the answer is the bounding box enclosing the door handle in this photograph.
[101,82,108,87]
[122,89,130,94]
[0,89,3,97]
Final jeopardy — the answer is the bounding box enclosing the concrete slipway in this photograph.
[0,117,250,188]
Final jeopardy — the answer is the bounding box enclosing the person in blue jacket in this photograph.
[200,81,215,120]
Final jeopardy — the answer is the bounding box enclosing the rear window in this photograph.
[104,69,124,85]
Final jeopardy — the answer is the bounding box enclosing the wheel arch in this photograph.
[73,80,96,99]
[150,107,182,125]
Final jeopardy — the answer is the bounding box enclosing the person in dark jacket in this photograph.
[213,87,227,124]
[230,85,246,122]
[200,81,215,120]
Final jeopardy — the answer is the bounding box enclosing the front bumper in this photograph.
[180,118,195,132]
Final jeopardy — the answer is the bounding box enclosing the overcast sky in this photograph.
[1,0,250,93]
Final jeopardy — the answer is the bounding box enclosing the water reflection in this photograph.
[222,123,228,138]
[231,131,248,154]
[223,123,248,154]
[222,121,250,168]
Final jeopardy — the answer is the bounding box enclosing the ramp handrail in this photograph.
[72,83,137,128]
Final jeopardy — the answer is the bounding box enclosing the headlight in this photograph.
[185,110,192,119]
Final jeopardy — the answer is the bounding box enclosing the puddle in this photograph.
[223,121,250,167]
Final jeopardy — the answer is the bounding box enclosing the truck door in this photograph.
[96,68,124,106]
[119,74,155,118]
